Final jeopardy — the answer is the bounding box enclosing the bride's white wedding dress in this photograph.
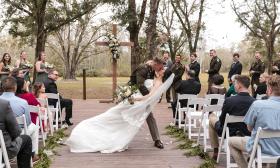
[66,74,174,153]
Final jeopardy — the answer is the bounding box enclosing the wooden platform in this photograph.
[50,99,203,168]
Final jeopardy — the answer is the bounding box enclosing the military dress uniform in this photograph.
[272,59,280,75]
[207,56,222,93]
[249,60,265,95]
[170,62,185,101]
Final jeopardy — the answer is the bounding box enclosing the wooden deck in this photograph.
[50,99,204,168]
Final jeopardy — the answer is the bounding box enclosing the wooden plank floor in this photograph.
[50,99,203,168]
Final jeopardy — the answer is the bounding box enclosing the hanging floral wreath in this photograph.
[106,33,120,59]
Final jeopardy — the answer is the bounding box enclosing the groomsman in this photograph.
[249,51,265,95]
[272,52,280,75]
[162,52,173,103]
[228,53,242,86]
[170,54,185,102]
[206,49,222,93]
[187,53,200,83]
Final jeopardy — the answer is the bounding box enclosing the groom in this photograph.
[130,57,165,149]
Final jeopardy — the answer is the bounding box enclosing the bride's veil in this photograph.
[121,73,175,127]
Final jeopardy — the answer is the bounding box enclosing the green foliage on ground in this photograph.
[34,129,66,168]
[165,125,216,168]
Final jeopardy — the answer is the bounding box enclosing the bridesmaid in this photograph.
[0,53,13,81]
[35,51,48,83]
[15,51,32,83]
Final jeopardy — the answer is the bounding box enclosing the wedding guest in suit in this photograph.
[228,53,242,86]
[209,75,255,160]
[0,76,39,162]
[206,49,222,93]
[130,57,165,149]
[44,70,73,126]
[0,98,32,168]
[0,53,13,82]
[187,53,200,82]
[253,73,269,98]
[171,70,201,121]
[229,75,280,168]
[249,51,265,96]
[272,52,280,75]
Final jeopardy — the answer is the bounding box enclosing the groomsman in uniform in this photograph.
[187,53,200,83]
[206,49,222,93]
[272,52,280,75]
[249,51,265,95]
[228,53,242,86]
[130,57,164,149]
[170,54,185,102]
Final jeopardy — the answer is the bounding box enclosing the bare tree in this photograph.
[158,0,188,60]
[170,0,205,54]
[232,0,280,73]
[47,13,105,79]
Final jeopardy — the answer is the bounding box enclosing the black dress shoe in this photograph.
[154,140,164,149]
[64,120,73,126]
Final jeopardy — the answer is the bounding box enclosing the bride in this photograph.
[66,69,174,153]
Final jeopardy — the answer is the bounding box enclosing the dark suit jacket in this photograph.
[228,61,242,79]
[44,77,61,106]
[216,92,255,136]
[189,61,200,82]
[208,56,221,78]
[0,98,22,158]
[254,82,267,98]
[175,78,201,107]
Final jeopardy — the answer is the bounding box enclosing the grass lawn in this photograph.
[57,73,230,99]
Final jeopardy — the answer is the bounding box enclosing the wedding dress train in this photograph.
[66,74,174,153]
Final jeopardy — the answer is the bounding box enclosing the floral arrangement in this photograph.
[5,65,14,71]
[45,62,54,69]
[106,33,120,59]
[24,62,33,69]
[114,84,138,104]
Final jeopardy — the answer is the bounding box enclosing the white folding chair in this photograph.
[185,97,209,140]
[37,98,54,136]
[16,115,33,167]
[0,130,11,168]
[28,105,46,147]
[256,94,266,100]
[205,94,225,105]
[216,114,244,167]
[174,94,197,129]
[248,127,280,168]
[45,93,62,130]
[196,104,223,152]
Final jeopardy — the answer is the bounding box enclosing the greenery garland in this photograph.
[106,33,120,59]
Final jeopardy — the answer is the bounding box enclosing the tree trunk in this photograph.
[266,35,275,74]
[146,0,161,59]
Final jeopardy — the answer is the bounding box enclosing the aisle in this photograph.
[50,99,203,168]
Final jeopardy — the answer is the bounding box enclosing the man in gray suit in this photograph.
[0,98,32,168]
[130,57,165,149]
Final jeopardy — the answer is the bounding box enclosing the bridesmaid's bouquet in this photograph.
[45,62,54,69]
[23,62,33,69]
[114,84,138,104]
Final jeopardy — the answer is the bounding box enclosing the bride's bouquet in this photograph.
[114,84,138,104]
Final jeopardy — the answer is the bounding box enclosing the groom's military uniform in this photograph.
[130,64,161,144]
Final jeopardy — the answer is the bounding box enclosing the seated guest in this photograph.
[171,70,201,120]
[11,68,25,79]
[208,75,255,160]
[33,82,48,99]
[0,77,39,161]
[253,73,269,98]
[16,78,41,126]
[0,98,32,168]
[228,75,280,168]
[209,74,227,104]
[44,70,73,126]
[225,75,237,97]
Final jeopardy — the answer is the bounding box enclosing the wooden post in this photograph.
[83,69,86,100]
